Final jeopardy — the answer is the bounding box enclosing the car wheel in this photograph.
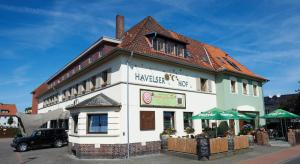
[17,143,28,152]
[54,140,63,148]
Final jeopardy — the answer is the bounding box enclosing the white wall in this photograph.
[0,116,18,127]
[38,54,218,145]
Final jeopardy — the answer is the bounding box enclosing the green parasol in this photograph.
[191,107,236,120]
[192,107,236,137]
[225,109,253,120]
[260,109,300,119]
[260,109,300,140]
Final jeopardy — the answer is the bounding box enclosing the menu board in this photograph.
[197,137,210,160]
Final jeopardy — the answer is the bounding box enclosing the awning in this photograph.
[17,108,69,136]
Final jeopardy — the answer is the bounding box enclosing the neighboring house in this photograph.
[24,107,32,114]
[0,103,18,128]
[31,15,267,158]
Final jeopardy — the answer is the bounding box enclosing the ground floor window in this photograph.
[163,111,175,129]
[183,112,193,129]
[87,114,108,134]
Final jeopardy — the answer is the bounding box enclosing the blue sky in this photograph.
[0,0,300,112]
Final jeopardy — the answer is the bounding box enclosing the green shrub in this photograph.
[217,121,229,137]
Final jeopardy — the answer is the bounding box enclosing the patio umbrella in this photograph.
[192,107,236,137]
[225,109,253,120]
[260,109,300,140]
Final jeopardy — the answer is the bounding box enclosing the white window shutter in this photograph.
[86,80,90,92]
[96,74,101,88]
[208,80,212,93]
[196,78,201,91]
[107,69,111,85]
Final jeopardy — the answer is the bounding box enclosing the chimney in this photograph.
[116,15,124,40]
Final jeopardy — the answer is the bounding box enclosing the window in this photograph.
[163,111,175,129]
[243,82,248,95]
[183,112,193,129]
[87,114,108,134]
[101,69,111,87]
[140,111,155,130]
[151,36,187,58]
[253,85,258,96]
[91,76,96,91]
[200,78,208,92]
[157,38,165,52]
[231,80,237,93]
[73,115,78,133]
[223,57,241,71]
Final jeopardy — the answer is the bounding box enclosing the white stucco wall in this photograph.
[37,54,218,145]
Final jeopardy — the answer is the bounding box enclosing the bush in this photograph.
[217,121,229,137]
[184,127,195,134]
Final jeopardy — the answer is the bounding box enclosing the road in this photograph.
[0,138,297,164]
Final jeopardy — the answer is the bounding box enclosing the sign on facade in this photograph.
[140,89,186,108]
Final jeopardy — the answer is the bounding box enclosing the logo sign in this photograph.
[140,89,186,108]
[143,92,152,104]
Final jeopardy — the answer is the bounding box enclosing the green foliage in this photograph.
[7,116,13,125]
[184,127,195,134]
[160,128,176,136]
[217,121,229,136]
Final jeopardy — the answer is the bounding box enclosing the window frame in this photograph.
[183,112,193,129]
[253,84,259,97]
[200,78,208,92]
[87,113,108,134]
[242,82,248,95]
[230,80,238,94]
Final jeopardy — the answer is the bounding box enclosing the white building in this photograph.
[31,15,266,158]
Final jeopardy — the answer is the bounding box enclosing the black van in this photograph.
[11,128,68,152]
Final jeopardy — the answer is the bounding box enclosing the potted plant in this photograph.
[184,127,195,138]
[160,128,176,150]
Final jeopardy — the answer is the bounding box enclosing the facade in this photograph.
[0,103,18,128]
[31,15,267,158]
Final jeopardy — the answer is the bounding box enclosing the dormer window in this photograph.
[148,33,188,58]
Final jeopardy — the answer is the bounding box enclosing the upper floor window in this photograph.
[223,57,241,71]
[242,82,248,95]
[253,85,258,96]
[200,78,208,92]
[0,110,9,114]
[230,80,237,93]
[151,36,187,58]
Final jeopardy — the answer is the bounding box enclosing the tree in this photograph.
[295,81,300,114]
[7,116,14,126]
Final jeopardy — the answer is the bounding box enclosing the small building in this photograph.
[31,15,267,158]
[0,103,18,128]
[24,107,32,114]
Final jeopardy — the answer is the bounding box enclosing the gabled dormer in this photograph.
[146,32,190,58]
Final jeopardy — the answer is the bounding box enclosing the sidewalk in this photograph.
[239,145,300,164]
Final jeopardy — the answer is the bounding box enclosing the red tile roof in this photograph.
[32,16,266,99]
[119,16,266,80]
[0,104,17,116]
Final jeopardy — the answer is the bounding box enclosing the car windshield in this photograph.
[31,130,42,136]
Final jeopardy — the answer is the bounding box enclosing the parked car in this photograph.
[11,128,68,152]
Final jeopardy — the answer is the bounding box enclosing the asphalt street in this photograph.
[0,138,294,164]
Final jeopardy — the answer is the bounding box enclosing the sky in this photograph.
[0,0,300,112]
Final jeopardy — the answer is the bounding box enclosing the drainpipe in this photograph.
[126,51,134,158]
